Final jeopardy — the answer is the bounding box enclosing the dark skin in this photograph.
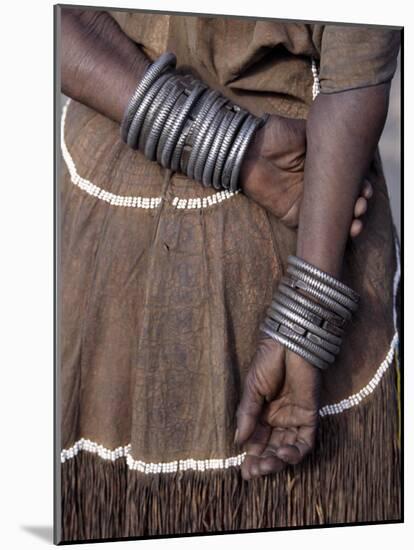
[61,8,372,232]
[235,83,391,479]
[61,8,383,479]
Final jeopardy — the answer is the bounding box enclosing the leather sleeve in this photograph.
[317,25,401,93]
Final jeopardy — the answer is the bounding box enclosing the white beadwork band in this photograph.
[60,59,400,469]
[61,98,240,210]
[60,237,400,470]
[311,58,321,100]
[60,438,246,473]
[61,57,320,209]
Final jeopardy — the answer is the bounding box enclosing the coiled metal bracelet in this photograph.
[260,256,360,370]
[120,52,268,191]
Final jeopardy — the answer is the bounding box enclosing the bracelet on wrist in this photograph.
[120,51,268,191]
[260,256,360,370]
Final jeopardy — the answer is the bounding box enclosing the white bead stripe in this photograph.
[319,235,400,417]
[318,332,398,417]
[393,236,401,331]
[60,437,246,472]
[61,98,239,210]
[60,439,132,463]
[311,58,321,100]
[309,56,400,416]
[60,240,400,467]
[60,76,400,465]
[171,188,239,209]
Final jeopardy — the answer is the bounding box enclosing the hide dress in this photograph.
[59,11,401,542]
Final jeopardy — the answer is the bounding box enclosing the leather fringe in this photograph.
[61,359,401,542]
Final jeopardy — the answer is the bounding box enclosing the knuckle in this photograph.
[263,443,279,456]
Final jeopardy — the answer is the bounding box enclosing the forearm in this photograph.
[61,8,150,123]
[296,83,391,278]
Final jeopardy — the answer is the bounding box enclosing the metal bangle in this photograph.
[170,119,193,172]
[126,72,176,150]
[156,92,188,164]
[186,95,229,179]
[194,106,228,183]
[172,88,207,172]
[273,293,324,327]
[180,89,221,175]
[269,299,342,345]
[267,307,341,354]
[260,322,330,371]
[287,255,360,304]
[120,52,177,143]
[284,276,352,321]
[138,73,180,152]
[160,83,207,169]
[212,109,248,190]
[202,110,235,187]
[287,265,359,312]
[263,317,336,364]
[185,89,221,147]
[277,282,346,331]
[229,114,268,192]
[140,76,183,157]
[221,114,255,190]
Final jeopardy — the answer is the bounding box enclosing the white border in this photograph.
[61,98,240,209]
[3,1,406,547]
[61,57,319,208]
[320,235,400,416]
[60,241,400,467]
[60,61,400,468]
[60,438,246,472]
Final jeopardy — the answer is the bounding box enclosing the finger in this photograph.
[241,454,262,479]
[241,421,272,480]
[354,197,368,218]
[236,341,284,446]
[275,444,303,464]
[256,427,290,476]
[350,219,363,238]
[275,425,316,465]
[257,454,287,475]
[235,369,265,447]
[362,180,373,199]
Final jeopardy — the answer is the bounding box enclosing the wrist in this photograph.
[119,51,268,190]
[260,254,359,371]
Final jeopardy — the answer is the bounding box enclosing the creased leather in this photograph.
[60,14,399,465]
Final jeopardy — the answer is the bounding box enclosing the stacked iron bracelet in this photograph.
[260,256,360,370]
[120,52,268,191]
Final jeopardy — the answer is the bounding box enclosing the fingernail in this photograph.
[233,428,239,445]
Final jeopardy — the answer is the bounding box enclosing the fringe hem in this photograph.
[61,359,401,542]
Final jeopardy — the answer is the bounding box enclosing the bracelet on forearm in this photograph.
[120,52,269,191]
[260,255,360,370]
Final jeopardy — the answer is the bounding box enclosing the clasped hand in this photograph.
[235,114,372,479]
[239,113,372,236]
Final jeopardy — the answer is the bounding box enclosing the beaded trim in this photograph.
[319,332,398,417]
[171,189,239,209]
[60,438,246,472]
[393,235,401,331]
[62,62,319,207]
[60,244,399,467]
[320,235,400,416]
[311,58,321,100]
[60,77,400,465]
[61,98,240,210]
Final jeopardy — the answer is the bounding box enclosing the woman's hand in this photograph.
[239,114,373,238]
[235,337,321,479]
